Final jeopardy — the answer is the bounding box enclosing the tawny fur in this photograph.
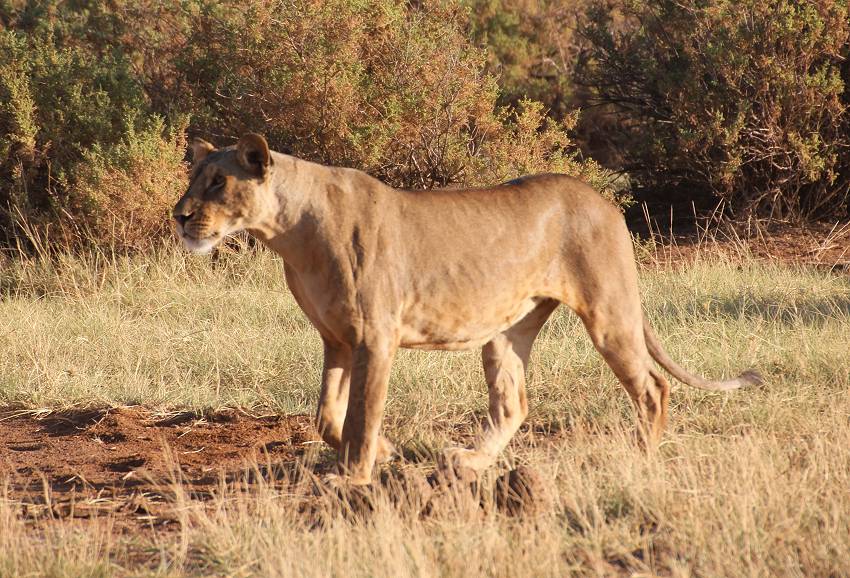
[173,133,761,485]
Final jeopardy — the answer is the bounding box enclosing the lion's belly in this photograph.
[398,295,546,350]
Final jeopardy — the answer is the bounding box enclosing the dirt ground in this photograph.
[0,407,322,532]
[638,219,850,268]
[0,404,555,536]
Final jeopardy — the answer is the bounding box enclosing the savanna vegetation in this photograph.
[1,1,849,576]
[1,239,849,576]
[1,0,849,251]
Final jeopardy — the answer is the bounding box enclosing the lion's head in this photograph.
[173,133,274,254]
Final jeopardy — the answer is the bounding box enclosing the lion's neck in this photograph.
[247,154,336,270]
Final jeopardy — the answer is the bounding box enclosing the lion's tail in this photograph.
[643,315,762,391]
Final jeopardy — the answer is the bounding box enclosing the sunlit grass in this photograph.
[0,242,848,576]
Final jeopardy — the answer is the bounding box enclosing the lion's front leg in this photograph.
[315,341,351,450]
[316,340,396,466]
[338,338,397,485]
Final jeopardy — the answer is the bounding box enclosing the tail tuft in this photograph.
[738,369,763,387]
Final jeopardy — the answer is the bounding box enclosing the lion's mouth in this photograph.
[175,222,221,255]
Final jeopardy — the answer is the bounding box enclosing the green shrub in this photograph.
[72,116,188,250]
[470,99,618,200]
[578,0,850,219]
[465,0,592,118]
[0,13,187,249]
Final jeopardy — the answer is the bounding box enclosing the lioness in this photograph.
[173,133,760,485]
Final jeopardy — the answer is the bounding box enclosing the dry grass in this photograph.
[0,239,848,576]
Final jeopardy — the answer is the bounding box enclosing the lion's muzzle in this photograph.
[174,212,193,227]
[172,204,221,255]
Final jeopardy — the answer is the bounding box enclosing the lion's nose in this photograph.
[174,213,193,227]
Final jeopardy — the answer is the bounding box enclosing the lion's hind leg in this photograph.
[577,301,670,448]
[445,299,558,473]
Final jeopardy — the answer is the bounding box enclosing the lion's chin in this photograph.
[180,233,221,255]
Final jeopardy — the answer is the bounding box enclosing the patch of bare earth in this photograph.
[0,407,320,532]
[644,221,850,268]
[1,406,553,538]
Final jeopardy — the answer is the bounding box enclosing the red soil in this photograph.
[0,406,320,530]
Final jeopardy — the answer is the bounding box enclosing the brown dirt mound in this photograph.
[0,406,319,529]
[493,465,553,517]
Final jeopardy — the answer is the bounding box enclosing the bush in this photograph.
[0,0,619,252]
[465,0,587,117]
[469,99,617,201]
[157,0,614,192]
[179,0,503,189]
[0,11,187,250]
[72,116,188,249]
[578,0,850,220]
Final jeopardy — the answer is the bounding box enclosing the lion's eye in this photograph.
[211,174,225,188]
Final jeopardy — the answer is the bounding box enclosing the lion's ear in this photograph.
[237,133,272,177]
[191,138,216,166]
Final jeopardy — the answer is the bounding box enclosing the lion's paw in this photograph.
[440,447,494,473]
[376,435,398,464]
[321,471,372,489]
